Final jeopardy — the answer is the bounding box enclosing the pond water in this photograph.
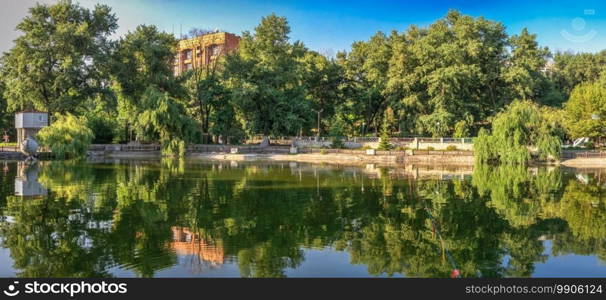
[0,159,605,278]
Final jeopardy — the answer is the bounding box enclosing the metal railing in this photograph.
[0,145,19,152]
[561,150,606,159]
[121,144,161,151]
[411,150,474,156]
[242,136,474,145]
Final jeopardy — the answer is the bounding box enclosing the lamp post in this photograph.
[312,108,323,139]
[436,122,441,138]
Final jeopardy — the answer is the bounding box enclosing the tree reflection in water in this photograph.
[0,160,604,277]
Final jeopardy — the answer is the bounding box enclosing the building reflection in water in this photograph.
[14,162,47,197]
[171,227,225,272]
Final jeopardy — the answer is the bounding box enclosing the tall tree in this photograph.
[503,28,561,105]
[183,54,239,143]
[300,51,344,135]
[110,25,179,142]
[135,87,196,156]
[563,81,606,139]
[474,100,561,164]
[0,82,11,137]
[1,0,117,116]
[386,10,508,136]
[225,14,310,139]
[550,51,606,98]
[338,31,394,135]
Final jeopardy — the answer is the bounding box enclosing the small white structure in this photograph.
[14,162,47,197]
[15,111,48,144]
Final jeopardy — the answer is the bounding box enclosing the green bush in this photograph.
[426,146,435,151]
[445,145,458,151]
[331,136,345,149]
[37,113,94,159]
[85,112,119,144]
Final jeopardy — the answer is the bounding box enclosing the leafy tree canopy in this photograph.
[563,81,606,139]
[1,0,117,115]
[475,100,561,164]
[37,113,94,159]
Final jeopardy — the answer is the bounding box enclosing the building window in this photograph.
[185,50,192,60]
[185,63,192,71]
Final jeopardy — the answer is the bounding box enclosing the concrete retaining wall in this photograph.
[292,138,473,151]
[0,151,24,160]
[188,152,474,166]
[86,144,475,166]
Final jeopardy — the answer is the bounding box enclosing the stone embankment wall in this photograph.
[86,144,475,166]
[0,151,24,160]
[293,137,473,151]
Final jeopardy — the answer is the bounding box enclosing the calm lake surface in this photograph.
[0,159,604,278]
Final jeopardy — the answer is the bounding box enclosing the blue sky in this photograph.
[3,0,606,54]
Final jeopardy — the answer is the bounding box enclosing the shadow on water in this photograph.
[0,159,605,277]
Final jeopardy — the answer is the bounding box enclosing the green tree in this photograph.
[377,118,393,150]
[37,113,94,159]
[111,25,179,142]
[1,0,117,116]
[386,10,508,136]
[225,14,310,139]
[474,100,561,164]
[550,51,606,98]
[183,60,244,144]
[84,108,119,144]
[453,118,472,138]
[503,28,561,105]
[135,87,196,156]
[301,51,344,134]
[563,81,606,139]
[338,31,394,135]
[0,82,11,137]
[328,116,347,149]
[184,64,222,143]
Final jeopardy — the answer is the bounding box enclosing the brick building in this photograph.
[173,31,240,76]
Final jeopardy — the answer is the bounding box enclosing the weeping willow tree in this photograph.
[135,87,196,156]
[474,100,561,164]
[37,113,94,159]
